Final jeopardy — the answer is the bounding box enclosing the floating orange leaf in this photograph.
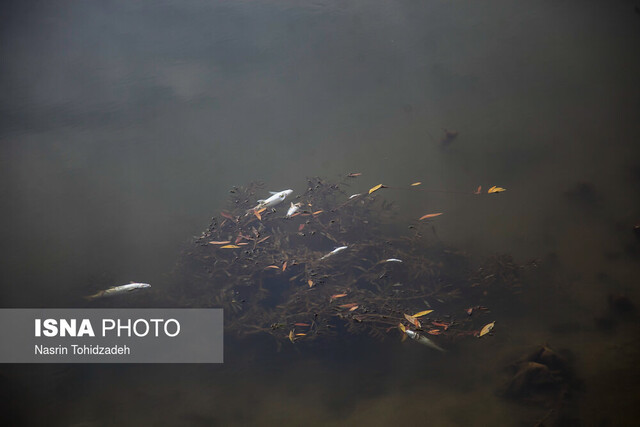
[488,186,506,194]
[220,211,235,220]
[404,313,421,328]
[294,323,310,327]
[208,241,231,245]
[349,305,359,312]
[295,333,306,336]
[419,213,443,220]
[330,293,347,302]
[474,186,482,195]
[253,210,262,221]
[369,184,384,194]
[339,303,358,309]
[312,210,324,215]
[282,261,287,271]
[237,242,249,246]
[479,321,495,337]
[265,265,280,270]
[427,329,442,335]
[432,321,450,330]
[308,279,314,288]
[411,182,422,186]
[412,310,434,318]
[220,245,241,249]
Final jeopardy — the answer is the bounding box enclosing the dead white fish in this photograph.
[405,329,445,352]
[384,258,403,263]
[319,246,348,260]
[348,194,361,199]
[252,189,293,210]
[285,202,301,218]
[84,282,151,301]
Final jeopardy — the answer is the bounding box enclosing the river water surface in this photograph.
[2,1,640,425]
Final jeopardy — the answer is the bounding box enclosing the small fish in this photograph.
[84,282,150,300]
[384,258,403,263]
[285,202,301,218]
[320,246,348,260]
[252,189,293,210]
[405,329,445,352]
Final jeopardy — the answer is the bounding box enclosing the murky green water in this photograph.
[2,0,640,425]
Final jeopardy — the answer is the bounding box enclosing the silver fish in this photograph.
[285,202,301,218]
[84,282,151,300]
[319,246,348,260]
[405,329,445,352]
[253,189,293,210]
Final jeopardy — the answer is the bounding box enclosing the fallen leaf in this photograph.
[237,243,249,246]
[488,186,506,194]
[253,210,262,221]
[398,323,406,333]
[419,213,443,220]
[295,333,306,336]
[294,323,310,327]
[256,208,266,214]
[220,211,235,220]
[427,329,442,335]
[339,303,358,308]
[288,330,295,343]
[282,261,288,271]
[411,182,422,186]
[312,210,324,215]
[256,236,271,244]
[474,185,482,195]
[431,321,450,330]
[220,245,241,249]
[479,321,495,337]
[349,305,359,312]
[265,265,280,270]
[348,172,362,177]
[308,279,314,288]
[412,310,434,318]
[208,241,231,245]
[330,293,347,302]
[404,313,422,328]
[369,184,384,194]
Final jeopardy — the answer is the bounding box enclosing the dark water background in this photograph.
[2,0,640,425]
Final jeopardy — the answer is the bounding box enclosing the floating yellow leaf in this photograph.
[404,313,421,328]
[479,321,495,337]
[369,184,384,194]
[288,330,295,343]
[412,310,434,318]
[208,241,231,245]
[488,186,506,194]
[419,213,443,220]
[295,333,307,336]
[411,182,422,186]
[220,245,241,249]
[398,323,406,333]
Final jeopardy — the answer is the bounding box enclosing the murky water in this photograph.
[2,0,640,425]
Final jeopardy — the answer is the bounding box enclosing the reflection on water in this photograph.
[1,0,640,425]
